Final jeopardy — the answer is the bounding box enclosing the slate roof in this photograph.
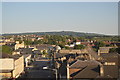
[73,65,100,78]
[54,53,67,59]
[36,44,53,50]
[103,65,118,78]
[99,47,111,53]
[23,54,31,58]
[55,52,88,59]
[69,60,101,79]
[33,50,41,54]
[100,53,119,65]
[69,60,100,69]
[59,49,87,54]
[18,48,33,54]
[0,53,22,60]
[0,53,13,58]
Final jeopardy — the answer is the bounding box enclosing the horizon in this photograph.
[2,2,118,35]
[2,31,118,36]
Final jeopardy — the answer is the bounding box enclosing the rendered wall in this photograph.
[0,59,14,70]
[12,56,24,78]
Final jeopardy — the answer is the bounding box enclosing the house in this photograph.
[98,53,119,79]
[73,40,81,45]
[100,53,119,65]
[53,51,92,79]
[31,37,36,41]
[59,49,88,54]
[69,44,75,48]
[0,53,24,79]
[23,54,32,67]
[12,50,21,55]
[54,54,101,79]
[18,48,33,54]
[68,60,100,79]
[15,41,25,50]
[0,41,6,45]
[36,44,53,51]
[37,37,44,40]
[15,48,33,67]
[53,50,119,79]
[98,47,114,54]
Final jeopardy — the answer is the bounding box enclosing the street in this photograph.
[21,58,55,80]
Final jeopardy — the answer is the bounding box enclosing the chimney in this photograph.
[98,50,100,56]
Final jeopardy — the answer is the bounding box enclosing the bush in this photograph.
[74,45,85,49]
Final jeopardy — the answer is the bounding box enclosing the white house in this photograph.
[15,41,25,50]
[0,53,24,79]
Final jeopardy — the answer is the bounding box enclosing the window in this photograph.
[104,62,116,65]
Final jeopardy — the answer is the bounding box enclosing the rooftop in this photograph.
[69,60,100,69]
[0,53,22,60]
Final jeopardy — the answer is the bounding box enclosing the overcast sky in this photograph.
[1,2,118,35]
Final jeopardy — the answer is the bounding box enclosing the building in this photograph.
[68,60,100,79]
[59,49,88,54]
[98,53,119,79]
[98,47,113,54]
[52,50,119,79]
[23,54,32,67]
[0,53,24,79]
[73,40,81,45]
[14,48,33,67]
[15,41,25,50]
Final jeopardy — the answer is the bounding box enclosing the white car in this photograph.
[43,66,49,70]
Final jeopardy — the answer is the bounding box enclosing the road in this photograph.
[23,58,54,80]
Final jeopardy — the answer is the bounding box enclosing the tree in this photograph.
[58,44,65,49]
[94,41,105,50]
[2,45,12,54]
[65,46,70,49]
[24,40,33,45]
[109,48,120,54]
[42,50,48,55]
[74,45,85,49]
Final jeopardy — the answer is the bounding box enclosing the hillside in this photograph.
[2,31,107,37]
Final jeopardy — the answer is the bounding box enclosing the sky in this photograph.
[0,2,2,34]
[1,0,120,2]
[2,2,118,35]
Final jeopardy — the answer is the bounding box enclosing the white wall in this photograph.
[12,56,24,78]
[0,59,14,70]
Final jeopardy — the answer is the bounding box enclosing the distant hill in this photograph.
[2,31,108,37]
